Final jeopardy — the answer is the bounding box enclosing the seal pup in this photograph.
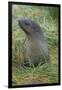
[18,18,49,66]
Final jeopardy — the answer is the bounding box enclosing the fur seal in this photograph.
[18,18,49,66]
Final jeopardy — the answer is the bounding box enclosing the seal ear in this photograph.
[32,24,37,29]
[24,20,30,25]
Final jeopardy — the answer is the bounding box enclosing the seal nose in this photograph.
[18,19,24,26]
[18,19,23,27]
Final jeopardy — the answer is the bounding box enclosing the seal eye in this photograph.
[24,21,30,25]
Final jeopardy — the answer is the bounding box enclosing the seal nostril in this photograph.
[17,19,20,24]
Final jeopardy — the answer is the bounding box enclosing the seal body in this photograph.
[18,18,49,66]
